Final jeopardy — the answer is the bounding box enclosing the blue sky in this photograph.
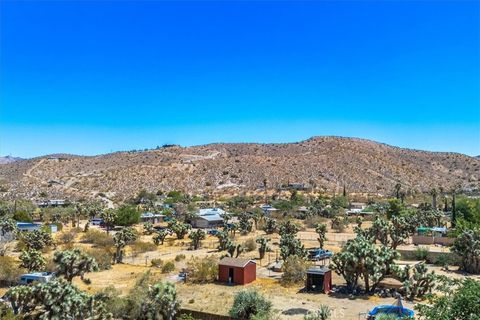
[1,1,479,158]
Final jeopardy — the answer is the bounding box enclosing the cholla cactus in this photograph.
[53,248,98,283]
[20,249,46,272]
[402,263,437,300]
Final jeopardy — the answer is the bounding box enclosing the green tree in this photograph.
[229,289,273,320]
[53,248,98,283]
[115,205,141,226]
[19,249,45,272]
[113,227,138,263]
[189,229,205,250]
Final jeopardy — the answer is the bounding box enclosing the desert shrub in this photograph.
[229,289,273,319]
[243,238,257,252]
[374,315,398,320]
[151,258,163,268]
[0,256,24,285]
[131,241,157,256]
[282,255,310,286]
[87,248,113,270]
[414,246,430,261]
[161,261,175,273]
[175,254,186,262]
[304,216,327,228]
[304,305,332,320]
[58,230,77,246]
[82,229,114,247]
[186,255,218,283]
[115,205,141,226]
[177,314,197,320]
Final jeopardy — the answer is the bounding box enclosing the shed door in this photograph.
[229,268,234,283]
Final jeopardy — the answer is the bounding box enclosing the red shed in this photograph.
[305,267,332,293]
[218,257,256,285]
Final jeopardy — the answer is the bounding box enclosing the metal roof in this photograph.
[219,257,256,268]
[306,267,330,275]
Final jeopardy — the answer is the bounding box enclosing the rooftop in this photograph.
[219,257,255,268]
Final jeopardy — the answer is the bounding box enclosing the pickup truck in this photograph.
[307,248,333,261]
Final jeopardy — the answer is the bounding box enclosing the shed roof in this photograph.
[219,257,255,268]
[306,267,330,275]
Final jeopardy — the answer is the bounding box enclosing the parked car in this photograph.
[307,248,333,261]
[19,272,54,285]
[207,229,219,236]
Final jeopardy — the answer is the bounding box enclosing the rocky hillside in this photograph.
[0,137,478,201]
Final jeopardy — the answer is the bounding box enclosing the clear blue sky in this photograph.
[1,1,479,158]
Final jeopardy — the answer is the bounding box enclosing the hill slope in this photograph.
[0,136,478,201]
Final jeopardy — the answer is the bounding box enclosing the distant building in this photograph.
[218,257,256,285]
[140,212,165,224]
[16,222,58,233]
[259,204,278,215]
[19,272,54,285]
[36,199,67,208]
[191,208,225,228]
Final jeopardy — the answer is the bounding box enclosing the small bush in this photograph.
[58,230,77,245]
[435,254,453,268]
[229,289,273,319]
[82,229,114,247]
[161,261,175,273]
[186,256,218,283]
[304,305,332,320]
[87,248,113,270]
[282,255,310,286]
[175,254,186,262]
[414,246,430,261]
[243,238,257,252]
[0,256,24,285]
[151,258,163,268]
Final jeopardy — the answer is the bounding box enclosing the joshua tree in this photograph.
[263,217,277,234]
[153,229,169,245]
[143,222,155,235]
[19,249,46,272]
[189,229,205,250]
[279,221,306,260]
[168,221,191,239]
[315,224,327,249]
[113,227,138,263]
[53,248,98,283]
[100,209,117,234]
[216,230,231,251]
[394,183,402,199]
[227,243,244,258]
[238,213,253,235]
[0,218,17,237]
[256,237,271,260]
[22,229,54,251]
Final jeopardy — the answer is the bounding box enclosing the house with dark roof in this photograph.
[218,257,256,285]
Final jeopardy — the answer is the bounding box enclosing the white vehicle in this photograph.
[19,272,54,285]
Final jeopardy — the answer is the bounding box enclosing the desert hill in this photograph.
[0,136,478,201]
